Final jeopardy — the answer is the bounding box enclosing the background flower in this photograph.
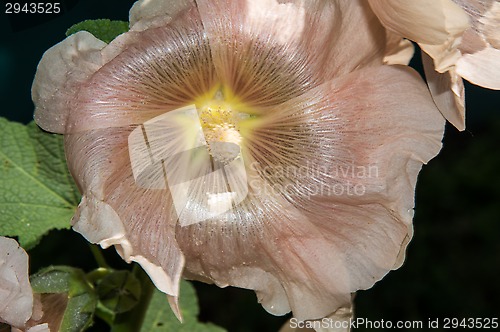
[0,236,34,328]
[0,236,49,332]
[369,0,500,130]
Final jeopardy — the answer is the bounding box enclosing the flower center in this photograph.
[197,89,249,163]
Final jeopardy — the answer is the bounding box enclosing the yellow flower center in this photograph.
[196,87,251,163]
[199,103,242,145]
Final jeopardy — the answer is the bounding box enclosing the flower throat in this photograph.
[197,86,250,163]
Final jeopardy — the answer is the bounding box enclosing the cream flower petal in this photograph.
[129,0,193,31]
[176,65,444,320]
[422,52,466,130]
[368,0,470,45]
[480,1,500,48]
[383,32,414,65]
[65,128,185,302]
[195,0,386,97]
[367,0,471,130]
[32,31,107,134]
[0,237,33,328]
[456,45,500,89]
[370,0,498,131]
[454,0,500,88]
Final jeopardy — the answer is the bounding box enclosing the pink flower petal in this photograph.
[196,0,386,103]
[65,128,185,299]
[67,7,216,133]
[176,65,445,320]
[32,0,447,322]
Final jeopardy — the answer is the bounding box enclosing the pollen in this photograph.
[198,88,249,163]
[200,104,242,145]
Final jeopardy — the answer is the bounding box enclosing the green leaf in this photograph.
[31,266,98,332]
[31,267,73,293]
[141,280,226,332]
[66,19,129,43]
[0,119,80,249]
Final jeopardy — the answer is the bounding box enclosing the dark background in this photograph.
[1,1,499,331]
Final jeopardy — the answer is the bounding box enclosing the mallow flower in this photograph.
[0,236,48,332]
[369,0,500,130]
[32,0,445,323]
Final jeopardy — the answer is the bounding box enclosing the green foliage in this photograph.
[0,119,80,249]
[141,280,226,332]
[31,266,98,331]
[66,19,129,43]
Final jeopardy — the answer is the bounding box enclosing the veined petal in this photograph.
[194,0,315,106]
[195,0,386,105]
[176,65,445,320]
[479,0,500,48]
[65,128,185,299]
[32,31,107,134]
[298,0,387,79]
[247,65,444,209]
[177,187,353,320]
[0,237,33,328]
[368,0,470,45]
[67,6,216,133]
[66,8,215,132]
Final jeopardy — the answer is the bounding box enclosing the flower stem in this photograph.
[89,244,110,269]
[110,264,155,332]
[86,267,112,283]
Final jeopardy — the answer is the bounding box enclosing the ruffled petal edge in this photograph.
[32,31,106,134]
